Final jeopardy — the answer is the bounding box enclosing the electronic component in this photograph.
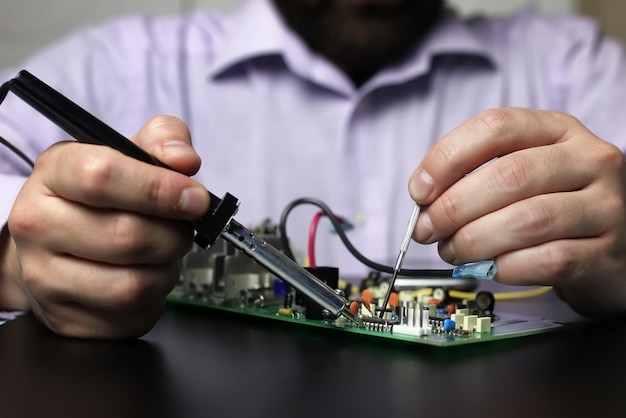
[453,260,498,280]
[443,319,456,332]
[169,238,562,347]
[474,291,496,314]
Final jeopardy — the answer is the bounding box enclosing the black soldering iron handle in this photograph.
[1,69,237,249]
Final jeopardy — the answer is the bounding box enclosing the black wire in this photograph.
[0,134,34,169]
[278,197,454,277]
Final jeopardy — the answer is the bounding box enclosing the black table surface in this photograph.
[1,281,624,418]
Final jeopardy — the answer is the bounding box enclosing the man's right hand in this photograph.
[1,115,210,339]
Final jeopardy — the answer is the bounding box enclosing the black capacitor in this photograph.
[474,291,496,314]
[284,292,293,309]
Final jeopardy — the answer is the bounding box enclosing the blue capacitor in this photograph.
[274,279,289,296]
[443,319,456,332]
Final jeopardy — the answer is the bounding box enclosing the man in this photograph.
[1,0,625,338]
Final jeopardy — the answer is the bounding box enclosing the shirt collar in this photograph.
[208,0,496,97]
[208,0,293,77]
[362,10,496,95]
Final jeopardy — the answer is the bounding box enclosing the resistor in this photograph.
[277,307,294,317]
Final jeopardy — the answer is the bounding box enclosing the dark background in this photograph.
[1,281,623,418]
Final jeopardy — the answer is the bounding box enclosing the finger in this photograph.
[491,236,614,289]
[32,297,166,339]
[437,187,616,264]
[33,141,209,219]
[21,250,180,313]
[11,194,193,264]
[130,115,202,176]
[409,108,581,204]
[414,142,595,243]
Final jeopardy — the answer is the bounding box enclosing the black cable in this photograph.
[278,197,454,278]
[0,134,34,169]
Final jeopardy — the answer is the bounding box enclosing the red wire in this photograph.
[307,211,325,268]
[308,211,347,268]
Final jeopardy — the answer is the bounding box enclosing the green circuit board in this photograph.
[166,291,564,348]
[172,235,566,348]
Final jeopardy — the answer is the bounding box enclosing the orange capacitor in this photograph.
[349,301,360,316]
[388,292,399,309]
[447,304,456,316]
[361,289,374,304]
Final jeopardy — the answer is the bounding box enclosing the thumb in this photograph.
[130,115,201,176]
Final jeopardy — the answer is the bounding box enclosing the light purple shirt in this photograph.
[1,0,625,276]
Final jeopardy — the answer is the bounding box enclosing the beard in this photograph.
[272,0,445,86]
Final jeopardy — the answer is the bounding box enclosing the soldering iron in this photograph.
[0,70,363,328]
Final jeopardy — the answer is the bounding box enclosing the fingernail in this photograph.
[415,212,434,242]
[178,187,207,215]
[441,239,456,262]
[163,141,194,156]
[409,169,434,202]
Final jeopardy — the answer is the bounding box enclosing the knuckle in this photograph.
[20,264,47,290]
[112,265,178,309]
[493,155,529,193]
[453,226,480,259]
[435,138,463,168]
[473,108,512,137]
[553,110,579,127]
[145,176,168,209]
[8,205,41,239]
[587,141,625,173]
[111,214,148,256]
[519,201,552,238]
[437,192,462,227]
[110,270,150,308]
[542,245,576,281]
[111,214,192,263]
[75,154,116,197]
[599,191,624,228]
